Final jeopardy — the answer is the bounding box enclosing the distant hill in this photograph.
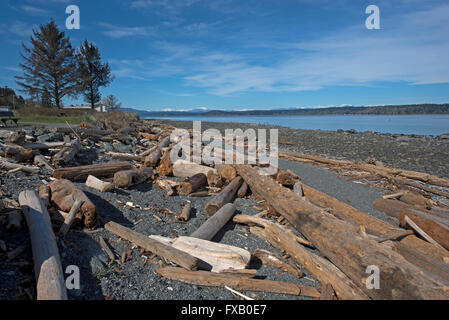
[123,104,449,117]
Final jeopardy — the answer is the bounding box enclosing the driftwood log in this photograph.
[177,173,207,195]
[191,203,236,241]
[52,139,82,166]
[0,159,39,174]
[237,181,248,198]
[252,249,303,278]
[52,161,132,181]
[236,164,449,299]
[173,160,217,178]
[157,149,173,176]
[113,167,153,188]
[49,179,97,228]
[276,170,299,187]
[144,136,170,167]
[206,170,223,188]
[104,221,198,270]
[205,177,242,217]
[215,164,237,182]
[19,190,67,300]
[85,175,114,192]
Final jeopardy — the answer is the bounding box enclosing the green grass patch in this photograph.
[18,115,84,124]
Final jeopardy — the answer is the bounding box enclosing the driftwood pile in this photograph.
[1,122,449,300]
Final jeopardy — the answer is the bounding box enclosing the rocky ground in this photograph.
[0,120,448,300]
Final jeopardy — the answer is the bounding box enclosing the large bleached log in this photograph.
[236,164,449,299]
[52,139,82,166]
[205,177,242,217]
[18,190,67,300]
[157,149,173,176]
[85,175,114,192]
[191,203,236,241]
[113,167,153,188]
[172,160,217,178]
[149,235,250,272]
[52,161,132,181]
[104,221,198,270]
[233,214,369,300]
[49,179,97,228]
[144,136,170,167]
[156,267,320,298]
[303,184,449,263]
[0,159,39,173]
[177,173,207,195]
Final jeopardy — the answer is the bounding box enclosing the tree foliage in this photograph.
[101,94,122,111]
[76,40,114,108]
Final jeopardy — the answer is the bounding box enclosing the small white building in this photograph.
[65,104,108,112]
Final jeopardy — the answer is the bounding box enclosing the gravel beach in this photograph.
[1,120,448,300]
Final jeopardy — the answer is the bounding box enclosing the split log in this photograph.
[206,170,223,188]
[38,184,51,208]
[113,167,153,188]
[6,210,22,231]
[252,249,303,278]
[104,221,198,270]
[155,179,175,197]
[157,149,173,176]
[58,199,84,237]
[18,190,67,300]
[205,177,242,217]
[172,160,217,178]
[233,214,369,300]
[191,203,236,241]
[177,173,207,195]
[150,235,250,272]
[237,181,248,198]
[178,202,192,221]
[34,154,54,172]
[399,209,449,251]
[85,175,114,192]
[302,184,449,263]
[276,170,299,187]
[52,161,132,181]
[156,267,320,298]
[215,164,237,182]
[144,136,170,167]
[0,159,39,174]
[52,139,82,166]
[49,179,97,228]
[236,164,449,299]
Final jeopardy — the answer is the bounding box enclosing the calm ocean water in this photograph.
[146,114,449,136]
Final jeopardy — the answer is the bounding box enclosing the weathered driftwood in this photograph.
[113,167,153,188]
[144,136,170,167]
[177,173,207,196]
[192,203,236,241]
[157,267,320,297]
[302,184,449,263]
[276,170,299,187]
[104,221,198,270]
[150,235,250,272]
[233,214,369,300]
[252,249,303,278]
[0,159,39,174]
[399,210,449,251]
[2,144,35,162]
[85,175,114,192]
[236,164,449,299]
[52,139,82,166]
[99,236,116,263]
[173,160,217,178]
[7,131,26,145]
[206,170,223,188]
[52,161,132,181]
[157,149,173,176]
[205,177,242,217]
[399,191,433,209]
[138,132,158,141]
[58,199,84,237]
[49,179,97,228]
[237,181,248,198]
[34,154,54,172]
[106,152,143,162]
[293,181,304,196]
[215,164,237,182]
[178,202,192,221]
[18,190,67,300]
[155,179,176,197]
[320,284,337,300]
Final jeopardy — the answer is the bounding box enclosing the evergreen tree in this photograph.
[15,20,77,108]
[76,40,114,108]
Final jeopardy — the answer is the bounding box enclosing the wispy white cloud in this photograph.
[99,23,154,38]
[21,5,50,16]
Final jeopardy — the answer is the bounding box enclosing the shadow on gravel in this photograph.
[131,182,153,193]
[84,191,132,227]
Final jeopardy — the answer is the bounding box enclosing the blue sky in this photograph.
[1,0,449,111]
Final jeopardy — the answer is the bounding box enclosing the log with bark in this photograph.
[173,160,217,178]
[205,177,242,217]
[191,203,236,241]
[177,173,207,195]
[236,164,449,299]
[156,267,320,298]
[104,221,198,270]
[52,161,132,181]
[233,214,369,300]
[18,190,67,300]
[85,175,114,192]
[52,139,82,166]
[113,167,153,188]
[49,179,97,228]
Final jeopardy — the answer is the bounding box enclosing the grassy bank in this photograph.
[18,115,84,124]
